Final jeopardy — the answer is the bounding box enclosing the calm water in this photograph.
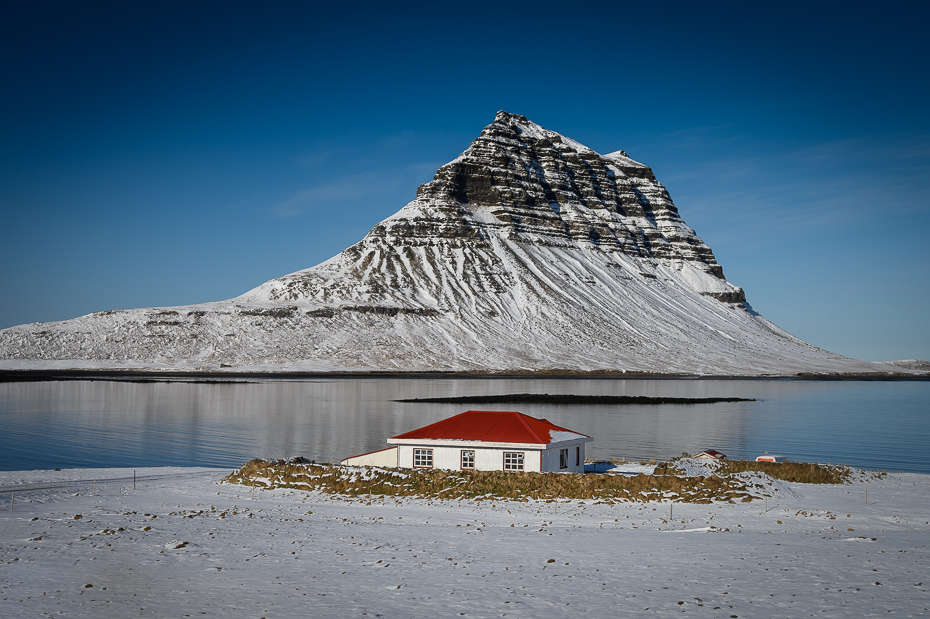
[0,378,927,473]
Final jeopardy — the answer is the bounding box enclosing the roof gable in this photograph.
[391,410,589,445]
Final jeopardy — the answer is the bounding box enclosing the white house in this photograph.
[340,410,592,473]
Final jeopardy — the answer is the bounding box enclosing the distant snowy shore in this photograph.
[1,363,927,381]
[2,467,928,617]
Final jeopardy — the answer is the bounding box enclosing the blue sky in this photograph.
[1,1,928,362]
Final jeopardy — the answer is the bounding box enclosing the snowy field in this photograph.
[2,467,928,617]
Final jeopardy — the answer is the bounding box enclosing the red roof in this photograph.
[390,410,589,445]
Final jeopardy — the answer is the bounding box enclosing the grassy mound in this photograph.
[224,459,758,503]
[716,460,855,484]
[663,458,867,484]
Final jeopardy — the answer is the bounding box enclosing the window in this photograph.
[503,452,524,471]
[413,448,433,468]
[461,450,475,469]
[559,448,569,469]
[576,446,580,466]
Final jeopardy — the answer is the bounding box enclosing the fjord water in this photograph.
[0,379,927,473]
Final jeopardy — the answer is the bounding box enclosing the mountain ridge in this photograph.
[0,111,916,375]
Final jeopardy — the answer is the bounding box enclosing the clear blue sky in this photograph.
[2,1,928,362]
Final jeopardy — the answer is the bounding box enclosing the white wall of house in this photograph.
[395,445,543,472]
[390,439,589,473]
[340,446,398,467]
[540,442,586,473]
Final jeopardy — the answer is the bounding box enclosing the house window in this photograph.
[461,450,475,469]
[559,448,569,469]
[503,452,524,471]
[413,448,433,468]
[576,446,580,466]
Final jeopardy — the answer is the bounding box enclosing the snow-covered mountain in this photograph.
[0,112,913,375]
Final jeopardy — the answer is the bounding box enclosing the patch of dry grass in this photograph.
[224,459,757,503]
[716,460,860,484]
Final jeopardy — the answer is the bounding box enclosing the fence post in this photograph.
[133,470,136,491]
[9,493,12,512]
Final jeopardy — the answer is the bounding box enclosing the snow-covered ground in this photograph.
[2,467,928,617]
[585,461,658,475]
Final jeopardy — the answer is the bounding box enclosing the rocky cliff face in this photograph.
[249,112,732,307]
[0,112,904,374]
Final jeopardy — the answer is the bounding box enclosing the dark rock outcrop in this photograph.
[701,289,747,304]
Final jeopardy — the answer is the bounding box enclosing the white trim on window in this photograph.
[503,452,524,471]
[413,448,433,468]
[559,448,569,469]
[461,449,475,470]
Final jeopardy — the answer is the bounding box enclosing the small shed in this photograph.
[341,410,592,473]
[755,454,787,462]
[694,449,727,460]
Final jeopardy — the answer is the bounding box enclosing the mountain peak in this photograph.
[494,110,529,124]
[407,111,724,278]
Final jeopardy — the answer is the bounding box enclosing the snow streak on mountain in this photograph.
[0,112,902,374]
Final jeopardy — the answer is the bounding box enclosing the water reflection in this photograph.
[0,378,926,472]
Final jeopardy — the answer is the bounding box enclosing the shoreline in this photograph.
[1,368,927,383]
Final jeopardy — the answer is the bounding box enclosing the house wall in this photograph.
[340,446,398,467]
[395,443,587,472]
[540,442,586,473]
[397,445,544,472]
